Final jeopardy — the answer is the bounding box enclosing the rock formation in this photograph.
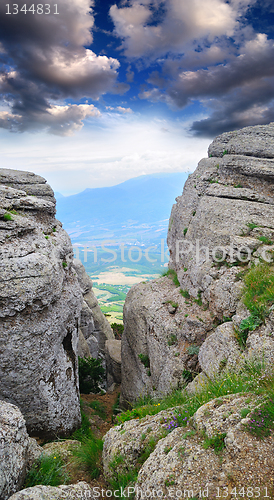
[0,168,113,439]
[0,401,42,500]
[121,123,274,405]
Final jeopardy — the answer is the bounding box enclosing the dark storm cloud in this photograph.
[0,0,127,134]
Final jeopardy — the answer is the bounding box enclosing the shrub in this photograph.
[180,289,190,299]
[3,213,13,221]
[111,323,124,339]
[138,353,150,368]
[187,345,199,355]
[78,356,105,394]
[24,454,69,487]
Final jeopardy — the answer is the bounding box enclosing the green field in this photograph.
[75,245,167,323]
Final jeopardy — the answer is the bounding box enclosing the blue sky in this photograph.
[1,0,274,194]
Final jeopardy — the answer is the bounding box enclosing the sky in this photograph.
[1,0,274,194]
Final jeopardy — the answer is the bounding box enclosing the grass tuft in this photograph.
[24,454,69,487]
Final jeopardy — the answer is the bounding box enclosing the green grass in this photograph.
[162,268,180,287]
[244,395,274,439]
[180,289,190,299]
[241,262,274,322]
[72,434,103,479]
[203,432,226,454]
[24,454,69,487]
[117,358,273,425]
[258,236,273,245]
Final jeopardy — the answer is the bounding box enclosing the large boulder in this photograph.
[122,123,274,404]
[0,169,83,438]
[135,393,274,496]
[121,277,213,406]
[0,401,42,500]
[7,482,92,500]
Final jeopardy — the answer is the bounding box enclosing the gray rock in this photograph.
[105,339,121,388]
[135,393,273,495]
[0,401,30,500]
[7,482,93,500]
[0,170,82,438]
[73,259,114,357]
[78,329,91,358]
[208,122,274,158]
[121,277,213,405]
[198,323,242,378]
[0,169,55,202]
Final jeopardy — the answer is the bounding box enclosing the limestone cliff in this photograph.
[121,123,274,405]
[0,168,113,439]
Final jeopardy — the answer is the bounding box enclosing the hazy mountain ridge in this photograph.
[56,172,188,245]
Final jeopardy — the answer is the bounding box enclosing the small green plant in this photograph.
[62,261,67,268]
[52,227,56,232]
[183,227,188,236]
[45,235,49,240]
[203,432,226,454]
[137,436,157,465]
[222,149,229,156]
[164,446,172,454]
[24,454,69,487]
[78,356,105,394]
[244,398,274,439]
[194,290,203,306]
[182,369,195,383]
[88,400,107,420]
[177,446,185,460]
[138,353,150,369]
[165,476,175,486]
[240,408,250,418]
[209,179,218,184]
[219,359,227,372]
[192,211,196,216]
[180,289,190,299]
[165,300,178,309]
[168,334,178,346]
[246,222,258,231]
[108,454,138,495]
[187,345,199,356]
[184,267,187,272]
[258,235,273,245]
[234,183,243,188]
[223,316,232,323]
[3,212,13,221]
[162,269,180,287]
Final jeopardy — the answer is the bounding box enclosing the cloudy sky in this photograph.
[1,0,274,194]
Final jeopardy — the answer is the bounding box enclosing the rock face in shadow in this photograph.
[0,169,83,438]
[121,123,274,405]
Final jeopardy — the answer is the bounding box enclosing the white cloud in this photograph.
[0,113,210,194]
[110,0,248,60]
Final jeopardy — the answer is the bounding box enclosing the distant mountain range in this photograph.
[56,172,188,246]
